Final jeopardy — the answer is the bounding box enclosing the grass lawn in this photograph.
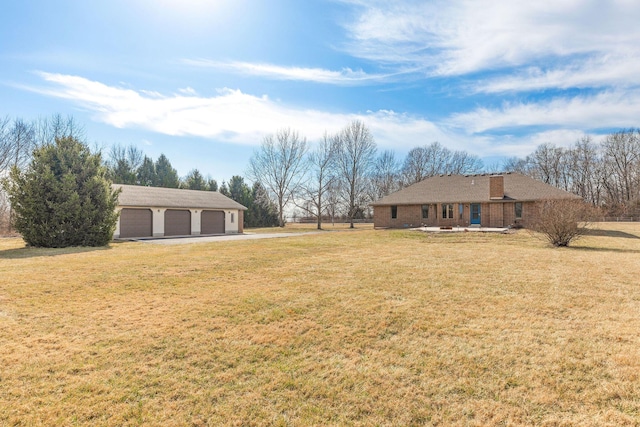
[1,223,639,426]
[246,222,374,234]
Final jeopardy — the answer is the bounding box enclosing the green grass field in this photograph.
[1,224,639,426]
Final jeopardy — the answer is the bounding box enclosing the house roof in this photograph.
[371,173,581,206]
[113,184,248,210]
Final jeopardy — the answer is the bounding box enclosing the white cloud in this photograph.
[448,90,640,134]
[182,59,395,85]
[341,0,640,83]
[475,55,640,93]
[29,72,451,149]
[477,129,592,158]
[178,86,198,95]
[26,72,633,163]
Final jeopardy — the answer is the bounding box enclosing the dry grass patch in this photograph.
[1,224,639,425]
[246,222,373,234]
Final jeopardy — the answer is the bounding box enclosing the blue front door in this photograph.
[470,204,481,224]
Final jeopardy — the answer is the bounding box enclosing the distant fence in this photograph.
[599,217,640,222]
[294,218,373,224]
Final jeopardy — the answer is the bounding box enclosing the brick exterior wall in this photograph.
[489,203,504,227]
[373,204,437,228]
[490,175,504,199]
[374,201,540,228]
[238,210,244,233]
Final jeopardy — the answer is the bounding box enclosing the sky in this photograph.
[2,0,640,181]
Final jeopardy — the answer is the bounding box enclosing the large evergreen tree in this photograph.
[227,175,252,207]
[136,155,156,186]
[3,136,119,247]
[183,169,206,190]
[247,182,279,227]
[155,154,180,188]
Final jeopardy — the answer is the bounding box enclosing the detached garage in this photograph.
[113,185,247,239]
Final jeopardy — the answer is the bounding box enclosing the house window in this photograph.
[421,205,429,219]
[442,204,453,219]
[231,213,235,223]
[515,202,523,219]
[391,205,398,219]
[459,204,464,220]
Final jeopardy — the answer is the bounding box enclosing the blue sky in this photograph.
[2,0,640,180]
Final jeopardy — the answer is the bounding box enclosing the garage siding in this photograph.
[120,208,153,238]
[164,209,191,236]
[201,210,225,234]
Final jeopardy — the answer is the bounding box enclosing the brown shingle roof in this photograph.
[370,173,581,206]
[113,184,247,210]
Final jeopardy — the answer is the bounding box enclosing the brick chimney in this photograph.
[489,175,504,200]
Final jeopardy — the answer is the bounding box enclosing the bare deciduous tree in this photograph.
[370,150,401,201]
[529,143,571,190]
[1,114,86,176]
[401,143,448,185]
[7,118,35,171]
[248,128,308,227]
[447,150,484,175]
[601,129,640,213]
[34,114,86,146]
[298,132,337,229]
[107,144,144,184]
[401,142,482,186]
[335,120,376,228]
[0,115,12,173]
[502,156,531,174]
[567,136,603,206]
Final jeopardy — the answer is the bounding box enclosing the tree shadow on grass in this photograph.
[0,244,112,259]
[569,246,640,254]
[583,229,640,239]
[569,228,640,253]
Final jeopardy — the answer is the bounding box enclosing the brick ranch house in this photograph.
[371,173,581,229]
[113,184,247,239]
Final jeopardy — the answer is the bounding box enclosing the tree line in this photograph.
[502,130,640,216]
[3,114,639,234]
[249,123,640,227]
[248,120,485,229]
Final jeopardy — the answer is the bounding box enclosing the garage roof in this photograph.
[113,184,248,210]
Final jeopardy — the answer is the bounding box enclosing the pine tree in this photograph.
[206,178,218,192]
[136,155,156,186]
[3,136,119,247]
[183,169,206,190]
[154,154,179,188]
[248,182,279,227]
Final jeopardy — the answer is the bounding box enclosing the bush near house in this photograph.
[529,198,596,246]
[2,136,119,247]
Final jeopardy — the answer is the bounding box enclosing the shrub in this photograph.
[2,137,120,247]
[529,199,595,247]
